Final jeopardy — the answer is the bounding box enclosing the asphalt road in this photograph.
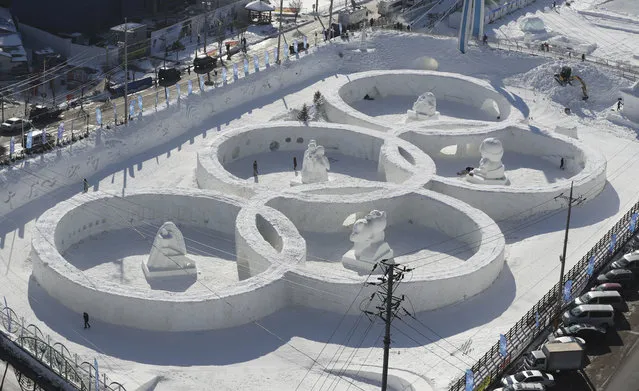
[603,329,639,391]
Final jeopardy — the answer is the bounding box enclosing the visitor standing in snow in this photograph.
[560,158,565,170]
[617,98,623,111]
[253,160,259,180]
[482,34,488,45]
[581,53,585,61]
[83,312,91,329]
[293,157,298,172]
[83,178,89,193]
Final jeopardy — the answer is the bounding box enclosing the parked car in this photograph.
[591,283,623,293]
[0,117,31,134]
[573,290,625,311]
[610,251,639,273]
[501,370,555,387]
[549,323,607,341]
[597,269,635,287]
[545,336,586,348]
[562,304,615,328]
[493,383,546,391]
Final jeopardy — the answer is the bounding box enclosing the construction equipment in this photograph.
[554,66,589,101]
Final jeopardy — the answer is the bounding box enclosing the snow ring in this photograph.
[196,122,436,199]
[397,124,607,220]
[322,70,516,131]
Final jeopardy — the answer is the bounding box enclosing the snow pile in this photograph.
[506,61,628,110]
[547,35,598,55]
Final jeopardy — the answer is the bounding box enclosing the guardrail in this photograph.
[449,200,639,391]
[1,303,127,391]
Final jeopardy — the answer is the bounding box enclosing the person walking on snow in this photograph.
[482,34,488,45]
[253,160,258,179]
[293,156,298,171]
[560,158,565,170]
[83,178,89,193]
[83,312,91,329]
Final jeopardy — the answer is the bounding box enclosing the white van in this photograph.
[573,291,625,311]
[562,304,615,329]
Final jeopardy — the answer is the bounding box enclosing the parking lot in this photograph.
[498,244,639,391]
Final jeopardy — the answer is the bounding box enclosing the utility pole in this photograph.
[124,18,129,125]
[1,94,4,122]
[276,0,285,63]
[364,259,411,391]
[328,0,334,39]
[555,181,584,322]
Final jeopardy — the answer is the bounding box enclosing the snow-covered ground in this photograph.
[1,2,639,389]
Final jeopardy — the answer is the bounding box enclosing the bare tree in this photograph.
[289,0,302,22]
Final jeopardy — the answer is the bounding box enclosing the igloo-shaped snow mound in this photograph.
[519,17,546,33]
[397,124,607,220]
[196,122,436,198]
[320,70,515,131]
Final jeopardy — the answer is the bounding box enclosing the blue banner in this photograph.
[9,136,14,155]
[199,75,205,90]
[41,130,46,145]
[95,107,102,126]
[176,83,181,99]
[165,87,170,106]
[113,102,117,124]
[285,45,289,59]
[188,80,193,95]
[244,59,249,76]
[138,95,143,111]
[587,255,595,277]
[304,36,307,49]
[254,55,259,72]
[265,50,270,66]
[94,358,99,391]
[630,213,638,232]
[499,334,507,357]
[563,279,573,302]
[465,370,473,391]
[129,101,135,118]
[294,39,298,53]
[26,131,32,149]
[222,67,227,84]
[233,63,239,80]
[274,47,279,63]
[58,123,64,140]
[609,234,617,253]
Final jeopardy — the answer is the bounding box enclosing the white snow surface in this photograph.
[1,9,639,390]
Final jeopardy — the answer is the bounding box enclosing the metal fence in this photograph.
[449,200,639,391]
[1,304,127,391]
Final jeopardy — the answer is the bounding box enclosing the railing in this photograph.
[1,304,127,391]
[449,200,639,391]
[486,37,639,81]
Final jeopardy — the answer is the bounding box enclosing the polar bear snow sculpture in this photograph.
[301,139,330,184]
[342,210,394,274]
[406,92,440,121]
[466,138,509,185]
[143,222,197,279]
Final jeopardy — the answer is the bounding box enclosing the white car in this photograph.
[501,370,555,387]
[0,117,31,133]
[545,335,586,347]
[493,383,546,391]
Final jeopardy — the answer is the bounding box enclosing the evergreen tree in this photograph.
[297,104,310,123]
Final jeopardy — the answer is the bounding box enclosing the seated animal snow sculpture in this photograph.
[466,138,509,185]
[406,92,439,121]
[301,139,330,184]
[342,210,394,274]
[143,221,197,279]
